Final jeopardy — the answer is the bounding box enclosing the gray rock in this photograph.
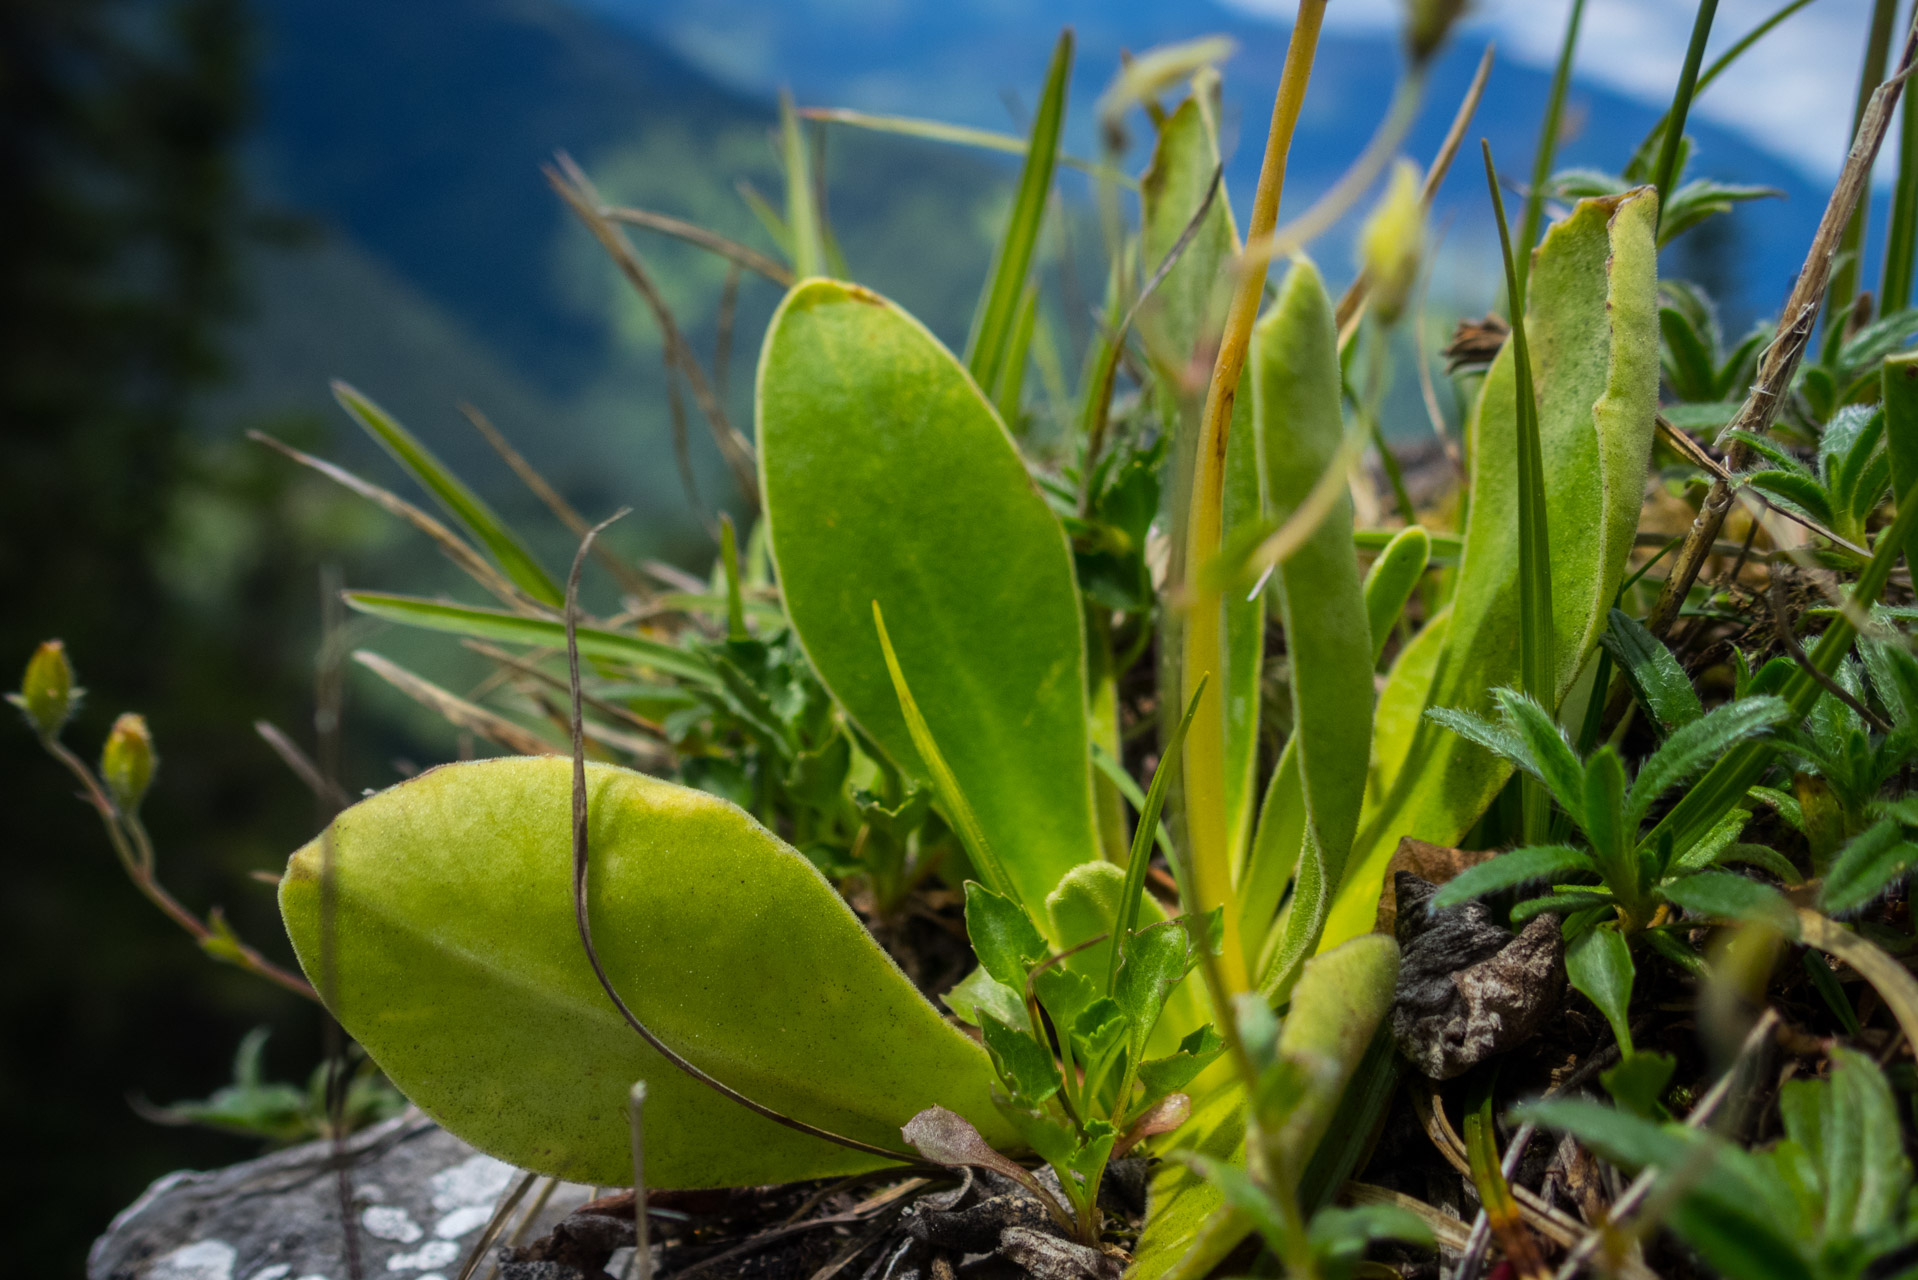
[1391,872,1564,1079]
[88,1110,591,1280]
[995,1227,1124,1280]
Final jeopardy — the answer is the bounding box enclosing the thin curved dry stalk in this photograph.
[562,514,914,1165]
[1644,16,1918,640]
[1336,42,1495,341]
[353,650,558,757]
[600,205,795,286]
[250,432,538,613]
[1769,573,1893,732]
[547,154,760,506]
[1552,1010,1780,1280]
[461,404,655,600]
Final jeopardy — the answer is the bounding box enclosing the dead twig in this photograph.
[548,155,759,506]
[1643,19,1918,641]
[1769,572,1893,731]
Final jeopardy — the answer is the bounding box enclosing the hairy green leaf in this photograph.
[1600,607,1704,731]
[1428,845,1594,910]
[1327,190,1661,946]
[1566,925,1636,1053]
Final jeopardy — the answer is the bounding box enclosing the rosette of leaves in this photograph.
[1525,1048,1918,1280]
[1424,682,1795,1107]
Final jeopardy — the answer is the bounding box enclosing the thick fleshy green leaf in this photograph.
[1250,258,1373,992]
[758,279,1098,920]
[1325,190,1661,946]
[1265,934,1401,1175]
[279,757,1009,1187]
[1361,526,1431,665]
[333,382,562,607]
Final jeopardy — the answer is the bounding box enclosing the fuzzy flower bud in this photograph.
[11,640,77,738]
[102,713,157,813]
[1406,0,1469,65]
[1357,159,1425,326]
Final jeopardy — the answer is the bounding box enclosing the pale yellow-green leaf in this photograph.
[280,757,1010,1187]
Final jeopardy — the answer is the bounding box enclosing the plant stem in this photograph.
[1832,0,1901,322]
[1179,0,1326,998]
[1643,10,1918,642]
[1650,0,1720,233]
[1884,40,1918,312]
[1516,0,1586,301]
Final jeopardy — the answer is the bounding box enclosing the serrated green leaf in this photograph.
[965,881,1048,989]
[279,757,1008,1187]
[1429,845,1594,911]
[1601,607,1704,731]
[981,1016,1062,1105]
[1744,469,1838,527]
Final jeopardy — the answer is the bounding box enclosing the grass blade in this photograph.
[333,381,563,607]
[1649,0,1720,233]
[871,601,1014,902]
[248,431,529,611]
[1483,142,1557,844]
[798,107,1121,183]
[1883,45,1918,313]
[1107,675,1208,997]
[1832,0,1902,319]
[966,28,1072,396]
[344,591,716,685]
[779,90,827,278]
[352,650,556,756]
[1179,0,1328,999]
[1516,0,1586,299]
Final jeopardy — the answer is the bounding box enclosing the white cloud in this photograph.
[1219,0,1894,180]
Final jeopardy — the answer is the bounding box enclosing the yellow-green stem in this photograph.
[1180,0,1326,998]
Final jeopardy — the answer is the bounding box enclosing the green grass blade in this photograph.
[966,29,1072,395]
[333,382,563,607]
[779,90,827,279]
[872,602,1014,901]
[344,591,715,685]
[799,107,1121,183]
[1649,0,1720,233]
[1516,0,1586,299]
[995,282,1040,424]
[1882,53,1918,313]
[1483,143,1557,845]
[1832,0,1901,319]
[719,513,747,642]
[1107,675,1208,997]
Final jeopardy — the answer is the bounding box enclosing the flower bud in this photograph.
[1357,159,1425,326]
[1406,0,1468,66]
[10,640,78,738]
[102,713,157,813]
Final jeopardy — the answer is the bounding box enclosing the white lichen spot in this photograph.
[432,1204,494,1239]
[149,1240,237,1280]
[360,1205,424,1243]
[428,1154,515,1213]
[385,1240,459,1272]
